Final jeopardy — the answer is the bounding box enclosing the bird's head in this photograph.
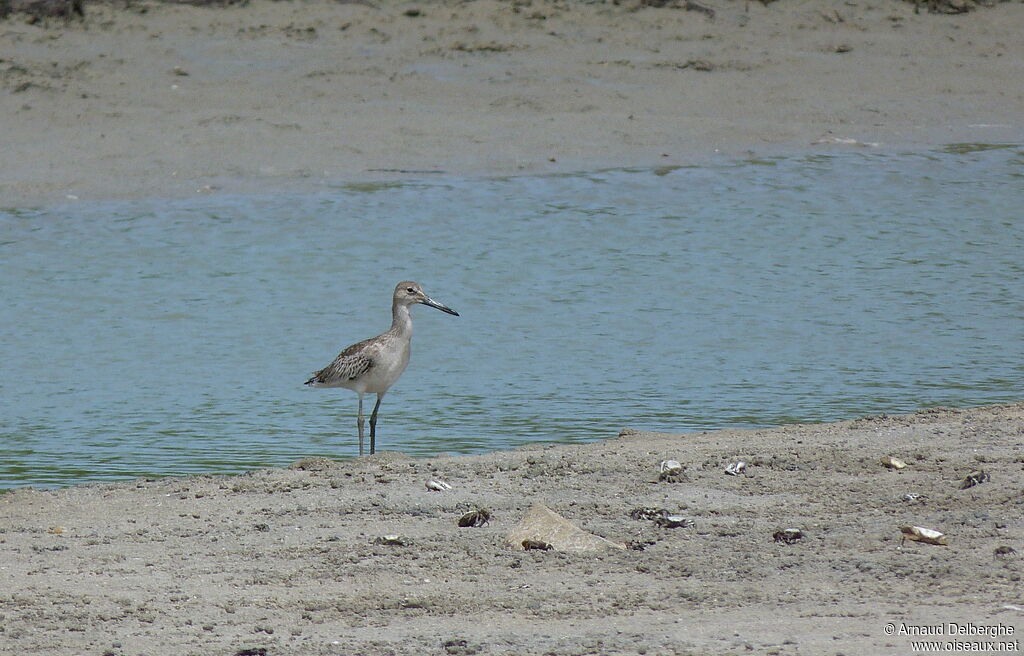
[394,281,459,316]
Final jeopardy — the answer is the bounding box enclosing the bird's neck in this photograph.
[390,302,413,339]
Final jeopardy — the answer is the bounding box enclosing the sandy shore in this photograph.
[2,403,1022,654]
[1,0,1023,206]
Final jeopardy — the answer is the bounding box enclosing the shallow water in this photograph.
[2,146,1023,488]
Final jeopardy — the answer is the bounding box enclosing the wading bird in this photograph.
[305,281,459,455]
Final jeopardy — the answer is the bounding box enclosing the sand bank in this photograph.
[1,403,1022,654]
[1,0,1023,206]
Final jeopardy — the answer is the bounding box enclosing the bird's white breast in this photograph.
[359,340,411,394]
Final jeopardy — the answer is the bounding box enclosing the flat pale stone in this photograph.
[506,503,626,552]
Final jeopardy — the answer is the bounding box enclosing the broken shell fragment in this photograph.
[773,528,803,544]
[959,470,989,490]
[900,526,948,546]
[881,456,908,470]
[630,507,670,521]
[457,508,491,528]
[521,539,553,551]
[630,507,693,528]
[374,535,409,546]
[655,514,694,529]
[725,461,747,476]
[658,459,684,482]
[425,479,453,492]
[660,459,682,473]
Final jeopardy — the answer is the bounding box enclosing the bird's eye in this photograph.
[406,287,416,294]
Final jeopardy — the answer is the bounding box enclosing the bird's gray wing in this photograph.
[306,338,375,386]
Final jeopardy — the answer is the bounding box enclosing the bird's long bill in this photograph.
[422,296,459,316]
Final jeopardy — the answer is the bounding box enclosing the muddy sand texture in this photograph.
[2,0,1023,205]
[2,403,1023,655]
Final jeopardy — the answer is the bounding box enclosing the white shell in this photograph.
[881,456,908,470]
[658,460,684,482]
[725,461,746,476]
[659,460,682,474]
[426,479,453,492]
[900,526,948,546]
[656,515,694,529]
[773,528,803,544]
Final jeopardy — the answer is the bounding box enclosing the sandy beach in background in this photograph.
[1,0,1023,206]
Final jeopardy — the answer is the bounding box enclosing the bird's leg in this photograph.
[369,395,383,455]
[357,393,365,457]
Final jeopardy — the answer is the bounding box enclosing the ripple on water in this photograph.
[1,147,1023,487]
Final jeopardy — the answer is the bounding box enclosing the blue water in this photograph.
[2,145,1023,488]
